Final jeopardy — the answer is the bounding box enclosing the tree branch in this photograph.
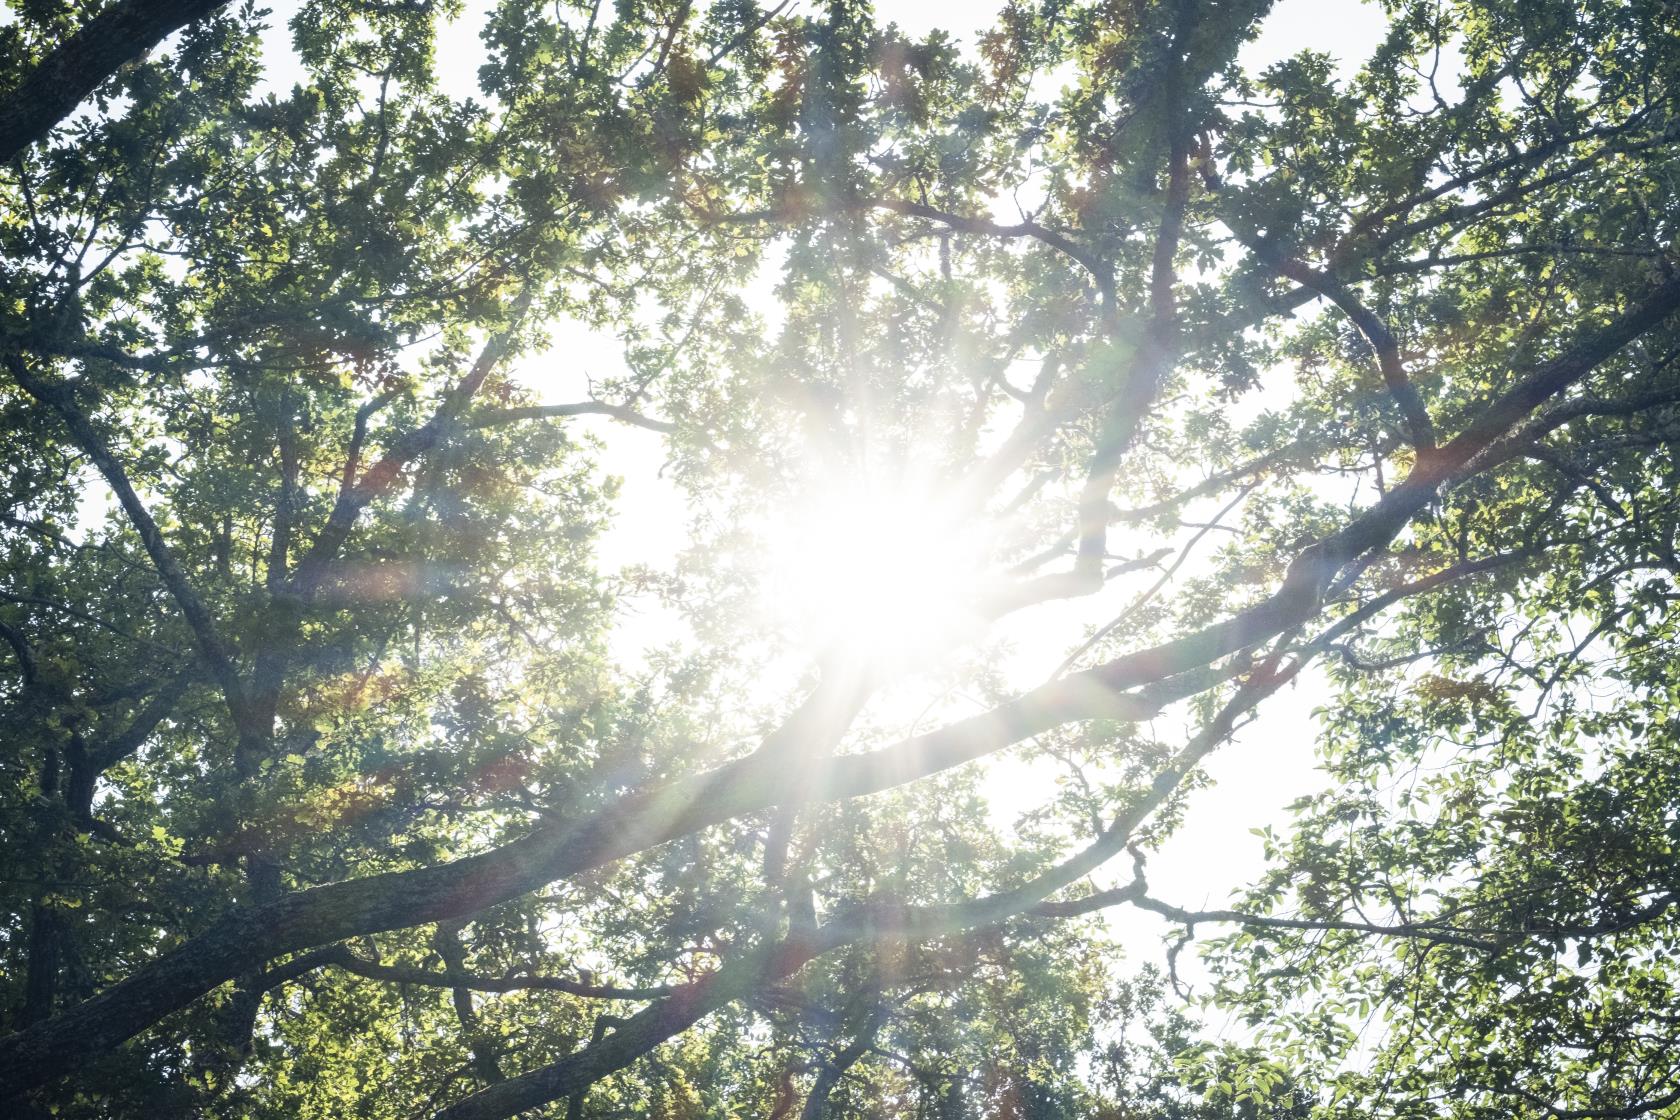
[1237,237,1437,453]
[0,0,230,165]
[3,271,1676,1105]
[5,355,254,743]
[434,648,1300,1120]
[288,293,533,598]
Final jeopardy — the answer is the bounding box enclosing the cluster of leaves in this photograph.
[3,0,1680,1118]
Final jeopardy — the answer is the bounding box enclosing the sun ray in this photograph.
[760,471,994,666]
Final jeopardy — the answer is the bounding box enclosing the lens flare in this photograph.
[761,476,991,664]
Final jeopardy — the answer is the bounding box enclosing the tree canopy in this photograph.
[3,0,1680,1116]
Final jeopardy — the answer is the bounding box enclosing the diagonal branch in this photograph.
[288,293,533,598]
[6,355,253,740]
[1108,438,1313,523]
[433,646,1301,1120]
[85,670,195,771]
[0,0,230,165]
[3,270,1676,1106]
[1258,248,1437,453]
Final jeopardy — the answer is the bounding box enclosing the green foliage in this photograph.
[4,0,1680,1117]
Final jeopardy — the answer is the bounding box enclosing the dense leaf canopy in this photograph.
[3,0,1680,1116]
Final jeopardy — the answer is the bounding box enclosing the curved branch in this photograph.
[862,196,1113,295]
[1118,888,1680,957]
[1109,438,1312,523]
[706,194,1112,295]
[1239,239,1437,453]
[328,946,678,1002]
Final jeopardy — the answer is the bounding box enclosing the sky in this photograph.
[243,0,1398,1005]
[508,0,1402,999]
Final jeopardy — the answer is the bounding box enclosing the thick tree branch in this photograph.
[434,649,1299,1120]
[0,0,230,165]
[3,272,1676,1104]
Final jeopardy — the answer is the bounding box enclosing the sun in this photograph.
[760,474,993,665]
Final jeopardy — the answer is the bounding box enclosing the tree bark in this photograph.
[0,0,231,165]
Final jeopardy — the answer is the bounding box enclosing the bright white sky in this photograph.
[242,0,1397,1009]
